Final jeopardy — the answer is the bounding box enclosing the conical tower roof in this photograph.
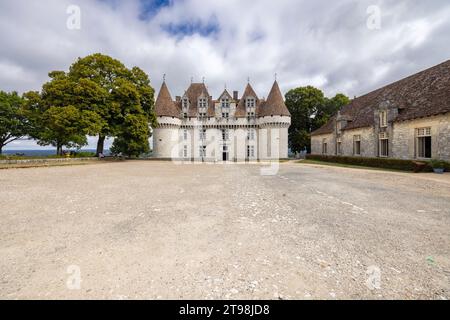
[259,81,290,117]
[155,81,180,118]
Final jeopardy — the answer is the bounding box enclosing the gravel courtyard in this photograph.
[1,161,449,300]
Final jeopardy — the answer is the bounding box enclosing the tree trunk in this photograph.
[56,143,63,156]
[96,135,105,157]
[0,144,3,155]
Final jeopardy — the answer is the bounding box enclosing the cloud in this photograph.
[1,0,449,149]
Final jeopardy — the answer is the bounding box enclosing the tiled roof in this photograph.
[258,81,291,117]
[155,80,293,119]
[236,83,260,117]
[154,81,180,118]
[311,60,450,136]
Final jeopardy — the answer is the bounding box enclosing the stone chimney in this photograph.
[233,91,239,100]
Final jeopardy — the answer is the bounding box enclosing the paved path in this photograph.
[0,161,449,299]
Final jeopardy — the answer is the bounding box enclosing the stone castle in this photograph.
[153,79,291,161]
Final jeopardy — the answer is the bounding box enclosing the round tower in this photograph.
[153,81,181,159]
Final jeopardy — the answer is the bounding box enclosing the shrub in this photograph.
[305,154,438,172]
[429,159,448,169]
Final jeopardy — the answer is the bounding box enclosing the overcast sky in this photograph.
[1,0,449,150]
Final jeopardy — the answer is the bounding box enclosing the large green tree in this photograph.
[285,86,349,153]
[68,53,156,155]
[109,78,151,157]
[0,91,31,154]
[22,72,103,155]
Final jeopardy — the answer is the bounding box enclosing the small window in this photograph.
[353,135,361,156]
[380,111,388,128]
[379,133,389,157]
[322,139,328,155]
[416,127,432,159]
[183,145,188,158]
[183,112,188,119]
[183,129,188,141]
[222,112,229,119]
[336,138,342,155]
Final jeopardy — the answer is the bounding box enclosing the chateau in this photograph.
[153,80,291,161]
[311,60,450,161]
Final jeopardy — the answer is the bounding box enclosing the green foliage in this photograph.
[305,154,439,172]
[110,114,150,157]
[429,159,449,170]
[37,106,102,154]
[0,91,31,154]
[285,86,349,153]
[67,54,157,153]
[21,53,156,156]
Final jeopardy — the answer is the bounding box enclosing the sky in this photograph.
[1,0,449,150]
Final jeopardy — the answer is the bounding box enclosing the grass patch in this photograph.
[0,152,96,161]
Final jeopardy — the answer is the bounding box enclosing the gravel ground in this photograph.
[0,161,449,300]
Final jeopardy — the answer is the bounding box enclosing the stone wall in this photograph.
[311,113,450,161]
[311,133,335,155]
[340,127,377,157]
[392,113,450,161]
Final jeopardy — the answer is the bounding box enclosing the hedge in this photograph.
[305,154,450,172]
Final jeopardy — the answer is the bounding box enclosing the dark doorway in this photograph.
[222,146,228,161]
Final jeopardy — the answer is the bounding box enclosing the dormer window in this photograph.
[246,98,255,108]
[199,98,207,109]
[182,98,189,110]
[221,98,230,108]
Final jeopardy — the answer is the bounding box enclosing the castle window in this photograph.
[183,129,188,141]
[416,127,432,159]
[222,129,229,141]
[199,98,207,109]
[247,129,255,141]
[199,146,206,158]
[183,113,188,119]
[221,98,230,108]
[222,112,229,119]
[199,129,206,140]
[182,99,188,110]
[353,135,361,156]
[246,98,255,108]
[183,145,188,158]
[379,111,388,128]
[247,145,255,158]
[379,132,389,157]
